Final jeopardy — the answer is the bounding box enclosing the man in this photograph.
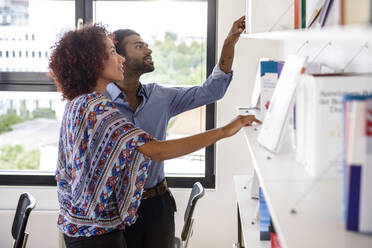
[105,16,246,248]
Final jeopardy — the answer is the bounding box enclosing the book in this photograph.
[259,187,271,240]
[307,0,326,27]
[260,60,285,120]
[295,0,301,29]
[294,0,306,28]
[342,95,372,233]
[362,99,372,233]
[302,0,307,28]
[322,0,341,26]
[318,0,334,27]
[306,0,325,28]
[269,219,282,248]
[297,74,372,178]
[250,62,263,109]
[257,55,307,153]
[341,0,371,25]
[249,59,284,121]
[295,74,312,165]
[251,170,259,199]
[245,0,252,33]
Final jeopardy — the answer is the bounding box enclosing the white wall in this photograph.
[0,0,282,247]
[0,187,60,247]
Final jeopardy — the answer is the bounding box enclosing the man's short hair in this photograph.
[113,29,139,56]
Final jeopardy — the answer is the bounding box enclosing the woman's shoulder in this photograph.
[71,92,117,112]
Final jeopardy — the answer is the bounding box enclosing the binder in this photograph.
[257,55,307,153]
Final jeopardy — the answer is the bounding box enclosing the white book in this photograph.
[250,61,263,109]
[344,98,372,233]
[325,0,341,26]
[300,74,372,178]
[295,76,308,165]
[251,170,259,199]
[260,72,278,120]
[245,0,252,33]
[257,55,307,153]
[360,99,372,233]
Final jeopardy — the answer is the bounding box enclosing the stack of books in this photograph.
[295,0,371,29]
[295,73,372,178]
[342,95,372,233]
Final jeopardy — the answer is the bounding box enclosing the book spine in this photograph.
[245,0,252,33]
[342,99,351,222]
[340,0,345,25]
[301,0,307,28]
[360,99,372,233]
[295,0,300,28]
[259,187,271,241]
[346,164,361,231]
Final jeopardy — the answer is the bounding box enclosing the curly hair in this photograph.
[49,24,110,101]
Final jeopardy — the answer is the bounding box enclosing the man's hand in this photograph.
[225,16,246,46]
[218,16,246,74]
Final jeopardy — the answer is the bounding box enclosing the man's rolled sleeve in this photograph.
[211,64,233,79]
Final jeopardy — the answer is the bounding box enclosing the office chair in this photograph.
[175,182,205,248]
[11,192,36,248]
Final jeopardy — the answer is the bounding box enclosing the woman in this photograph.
[49,24,260,248]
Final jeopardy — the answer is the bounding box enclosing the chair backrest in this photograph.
[181,182,205,241]
[12,192,36,248]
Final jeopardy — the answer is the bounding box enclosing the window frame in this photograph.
[0,0,217,188]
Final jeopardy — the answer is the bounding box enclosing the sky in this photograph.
[25,0,207,43]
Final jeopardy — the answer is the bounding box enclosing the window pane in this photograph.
[0,91,65,172]
[164,105,206,177]
[93,1,208,177]
[0,0,75,72]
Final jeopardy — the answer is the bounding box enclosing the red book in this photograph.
[269,220,282,248]
[294,0,300,28]
[270,232,282,248]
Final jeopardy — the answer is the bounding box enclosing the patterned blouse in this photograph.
[55,92,153,237]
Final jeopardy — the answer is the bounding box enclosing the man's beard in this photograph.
[126,56,154,74]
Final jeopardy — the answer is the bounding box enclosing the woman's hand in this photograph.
[138,114,261,162]
[221,115,261,138]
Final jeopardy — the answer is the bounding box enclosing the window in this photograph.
[93,0,216,188]
[0,0,74,185]
[0,0,216,188]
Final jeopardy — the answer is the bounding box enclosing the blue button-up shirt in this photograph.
[105,65,233,189]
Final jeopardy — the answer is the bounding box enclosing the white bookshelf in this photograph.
[233,175,270,248]
[241,126,372,248]
[241,24,372,41]
[238,1,372,246]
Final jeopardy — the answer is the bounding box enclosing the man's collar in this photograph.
[105,82,148,101]
[105,82,123,100]
[137,83,148,98]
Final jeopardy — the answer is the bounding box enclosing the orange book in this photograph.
[295,0,300,28]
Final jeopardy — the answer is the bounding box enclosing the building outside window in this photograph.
[0,0,215,188]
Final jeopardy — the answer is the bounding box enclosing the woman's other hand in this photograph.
[221,115,261,138]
